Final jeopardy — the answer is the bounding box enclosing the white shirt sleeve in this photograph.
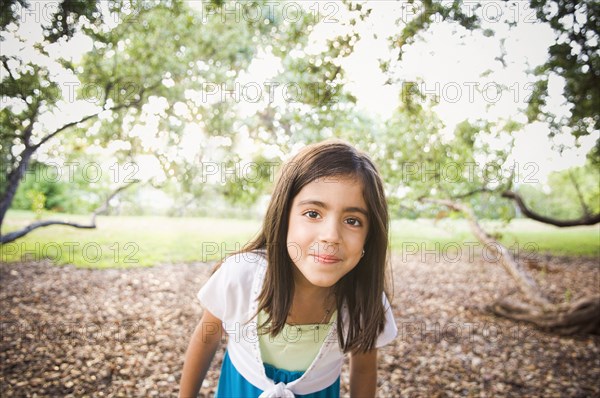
[196,253,260,323]
[376,293,398,348]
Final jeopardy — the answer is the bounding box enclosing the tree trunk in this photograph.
[0,147,34,234]
[422,198,600,335]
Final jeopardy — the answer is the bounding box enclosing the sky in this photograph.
[3,0,598,187]
[310,1,596,180]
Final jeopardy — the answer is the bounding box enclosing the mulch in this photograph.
[0,251,598,397]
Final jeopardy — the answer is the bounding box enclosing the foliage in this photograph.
[2,0,599,230]
[386,0,600,163]
[1,0,103,192]
[10,156,118,214]
[527,0,599,143]
[11,161,65,212]
[393,0,480,55]
[1,1,317,223]
[1,0,101,40]
[372,81,519,220]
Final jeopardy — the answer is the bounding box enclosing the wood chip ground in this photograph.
[1,252,598,397]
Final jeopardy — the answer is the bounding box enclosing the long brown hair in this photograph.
[241,139,391,354]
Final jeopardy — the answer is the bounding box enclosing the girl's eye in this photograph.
[304,210,320,219]
[345,218,362,227]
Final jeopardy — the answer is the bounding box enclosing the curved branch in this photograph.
[449,187,492,200]
[89,181,138,225]
[0,219,95,243]
[32,100,140,151]
[0,181,139,244]
[422,197,600,335]
[502,190,600,227]
[32,80,158,151]
[420,197,552,308]
[33,112,100,150]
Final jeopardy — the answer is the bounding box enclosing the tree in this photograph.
[377,0,600,333]
[1,0,374,241]
[1,0,107,241]
[384,0,599,226]
[0,0,306,242]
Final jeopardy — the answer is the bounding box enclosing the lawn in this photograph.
[1,210,598,268]
[389,218,600,258]
[1,210,262,268]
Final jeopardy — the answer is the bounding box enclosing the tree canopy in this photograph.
[1,0,599,243]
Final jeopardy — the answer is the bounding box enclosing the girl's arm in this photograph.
[179,309,224,398]
[349,348,378,398]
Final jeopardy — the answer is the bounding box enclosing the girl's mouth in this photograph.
[312,254,342,264]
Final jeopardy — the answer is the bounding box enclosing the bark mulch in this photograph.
[1,252,598,397]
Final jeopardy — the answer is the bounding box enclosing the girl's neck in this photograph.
[292,268,334,302]
[294,285,333,305]
[288,282,336,326]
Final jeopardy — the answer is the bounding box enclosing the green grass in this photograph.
[391,218,600,257]
[2,210,598,268]
[1,210,262,268]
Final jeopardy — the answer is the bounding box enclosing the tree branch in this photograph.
[0,219,96,243]
[0,181,139,244]
[32,79,160,151]
[449,187,492,200]
[502,190,600,227]
[32,112,101,150]
[89,181,138,225]
[420,197,552,308]
[1,57,17,83]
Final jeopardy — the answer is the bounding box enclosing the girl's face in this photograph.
[286,175,369,290]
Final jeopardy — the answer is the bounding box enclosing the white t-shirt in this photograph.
[197,251,397,397]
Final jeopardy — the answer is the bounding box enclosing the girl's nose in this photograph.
[319,218,341,244]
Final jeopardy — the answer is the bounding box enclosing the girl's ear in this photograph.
[361,249,365,258]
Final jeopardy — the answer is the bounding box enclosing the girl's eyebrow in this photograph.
[296,199,369,218]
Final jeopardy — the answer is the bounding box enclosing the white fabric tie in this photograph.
[258,382,295,397]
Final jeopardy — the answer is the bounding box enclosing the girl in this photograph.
[179,140,397,397]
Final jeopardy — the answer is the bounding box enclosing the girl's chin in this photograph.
[298,272,341,289]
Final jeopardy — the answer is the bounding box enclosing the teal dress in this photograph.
[215,350,341,398]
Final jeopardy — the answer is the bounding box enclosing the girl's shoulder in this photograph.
[216,250,267,281]
[220,250,266,269]
[198,250,267,321]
